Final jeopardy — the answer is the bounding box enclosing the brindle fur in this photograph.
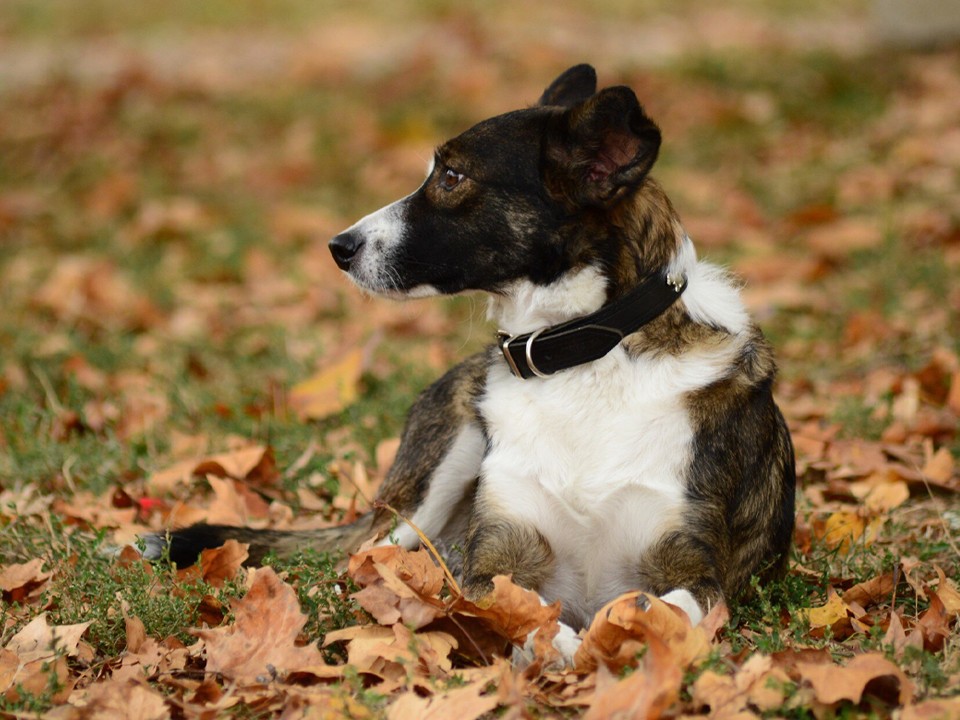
[155,65,795,626]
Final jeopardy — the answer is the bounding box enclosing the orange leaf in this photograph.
[882,611,924,660]
[805,217,883,261]
[386,674,500,720]
[932,565,960,617]
[197,539,249,587]
[917,593,951,652]
[583,632,682,720]
[0,558,51,603]
[866,480,910,513]
[6,613,91,664]
[841,573,895,608]
[147,443,276,494]
[457,575,562,647]
[575,592,710,674]
[922,447,955,484]
[902,696,960,720]
[324,624,457,689]
[798,652,914,706]
[66,677,169,720]
[290,348,364,420]
[347,546,447,629]
[195,566,329,683]
[692,653,789,718]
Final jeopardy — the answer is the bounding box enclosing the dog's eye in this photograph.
[439,168,464,191]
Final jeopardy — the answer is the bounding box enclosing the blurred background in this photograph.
[1,0,958,494]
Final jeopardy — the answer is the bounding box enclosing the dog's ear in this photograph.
[538,64,597,108]
[549,86,661,207]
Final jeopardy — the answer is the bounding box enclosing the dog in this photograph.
[149,64,795,659]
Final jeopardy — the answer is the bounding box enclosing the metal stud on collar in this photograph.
[666,272,686,293]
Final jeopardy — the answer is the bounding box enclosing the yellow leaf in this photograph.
[799,588,850,629]
[863,480,910,513]
[933,566,960,617]
[289,348,364,420]
[818,511,881,553]
[922,447,954,484]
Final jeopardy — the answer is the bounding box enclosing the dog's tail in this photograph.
[142,513,384,567]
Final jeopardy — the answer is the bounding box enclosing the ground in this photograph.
[0,1,959,718]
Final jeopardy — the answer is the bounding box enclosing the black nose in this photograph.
[329,231,364,271]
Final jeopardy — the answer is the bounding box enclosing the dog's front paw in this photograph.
[512,621,582,671]
[658,588,704,625]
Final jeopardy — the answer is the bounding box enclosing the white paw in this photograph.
[551,621,583,664]
[659,588,704,625]
[512,621,582,670]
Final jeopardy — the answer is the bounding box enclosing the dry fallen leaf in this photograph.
[5,614,92,666]
[882,611,924,661]
[147,443,277,495]
[922,447,955,484]
[805,216,883,261]
[195,566,329,684]
[194,539,250,587]
[289,348,365,420]
[0,558,51,603]
[583,632,682,720]
[797,652,914,707]
[917,592,951,652]
[815,511,882,553]
[841,572,895,608]
[53,677,170,720]
[931,565,960,617]
[386,674,501,720]
[691,653,790,718]
[348,546,447,629]
[799,587,851,629]
[901,696,960,720]
[457,574,562,647]
[2,614,92,701]
[575,592,710,674]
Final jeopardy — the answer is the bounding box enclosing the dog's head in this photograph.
[329,64,665,299]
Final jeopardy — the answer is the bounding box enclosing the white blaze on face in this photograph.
[336,195,439,299]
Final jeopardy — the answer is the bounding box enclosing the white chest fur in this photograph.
[478,335,738,626]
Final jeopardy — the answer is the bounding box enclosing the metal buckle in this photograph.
[499,329,552,379]
[498,331,524,379]
[525,328,550,378]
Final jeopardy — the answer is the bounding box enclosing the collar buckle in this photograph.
[498,328,553,379]
[497,270,688,380]
[498,331,524,379]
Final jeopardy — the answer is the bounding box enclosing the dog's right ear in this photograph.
[538,64,597,108]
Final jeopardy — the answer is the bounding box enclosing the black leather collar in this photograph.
[497,271,687,379]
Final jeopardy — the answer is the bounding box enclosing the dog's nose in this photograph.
[329,231,364,271]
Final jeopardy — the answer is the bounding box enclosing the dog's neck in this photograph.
[489,188,694,337]
[489,265,609,337]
